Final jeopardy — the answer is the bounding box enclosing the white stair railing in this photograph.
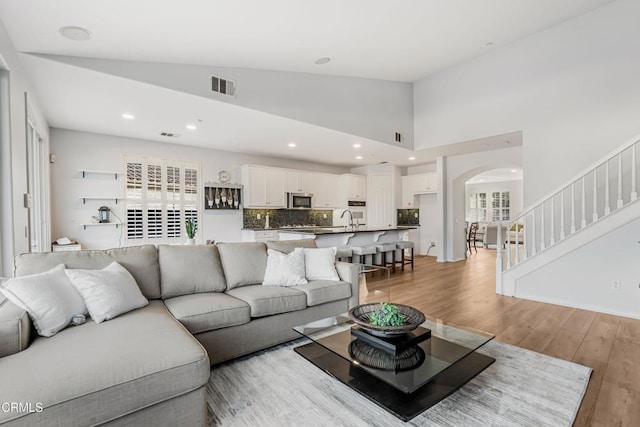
[498,136,640,274]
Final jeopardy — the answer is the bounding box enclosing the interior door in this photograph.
[26,121,48,252]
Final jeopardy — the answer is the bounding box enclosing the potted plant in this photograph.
[185,218,197,245]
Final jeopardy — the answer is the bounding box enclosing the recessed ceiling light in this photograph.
[59,26,92,41]
[510,169,517,173]
[315,57,331,65]
[185,124,197,130]
[409,157,416,161]
[353,143,361,148]
[504,140,511,144]
[288,143,296,148]
[355,155,363,160]
[121,113,135,120]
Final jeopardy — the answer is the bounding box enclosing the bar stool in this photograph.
[335,247,353,263]
[374,243,397,273]
[351,245,376,265]
[395,241,415,271]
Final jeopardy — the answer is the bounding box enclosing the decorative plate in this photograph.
[348,303,425,336]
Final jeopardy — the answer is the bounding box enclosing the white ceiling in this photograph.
[0,0,613,167]
[466,168,523,184]
[0,0,614,82]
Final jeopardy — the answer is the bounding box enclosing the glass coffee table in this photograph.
[293,312,495,421]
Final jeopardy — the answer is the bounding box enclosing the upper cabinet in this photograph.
[341,174,367,201]
[312,173,340,208]
[285,171,313,193]
[401,172,437,208]
[241,165,285,208]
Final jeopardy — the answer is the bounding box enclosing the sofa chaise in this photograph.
[0,239,359,426]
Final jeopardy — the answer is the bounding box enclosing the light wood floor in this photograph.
[361,249,640,427]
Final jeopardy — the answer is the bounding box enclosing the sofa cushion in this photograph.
[262,248,308,287]
[303,247,340,281]
[14,245,161,299]
[1,264,87,337]
[65,262,149,324]
[295,280,353,307]
[0,301,209,426]
[217,242,267,290]
[265,238,317,254]
[226,285,307,318]
[164,292,250,334]
[0,293,31,358]
[159,244,226,298]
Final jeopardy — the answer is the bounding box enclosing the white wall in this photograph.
[417,193,438,256]
[0,16,49,275]
[465,180,524,222]
[414,0,640,206]
[515,214,640,319]
[50,128,348,249]
[43,55,414,149]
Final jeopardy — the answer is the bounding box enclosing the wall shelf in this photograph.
[81,197,120,204]
[81,222,120,230]
[204,183,242,210]
[80,169,119,179]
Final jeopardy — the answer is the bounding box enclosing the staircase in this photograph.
[496,134,640,299]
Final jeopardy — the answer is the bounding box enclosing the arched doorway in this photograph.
[465,169,523,252]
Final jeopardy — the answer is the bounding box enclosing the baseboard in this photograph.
[515,293,640,320]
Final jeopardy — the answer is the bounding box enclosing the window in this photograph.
[469,191,510,222]
[124,156,200,243]
[492,191,510,221]
[468,192,487,222]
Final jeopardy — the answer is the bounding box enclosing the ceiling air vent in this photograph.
[211,74,236,97]
[160,132,181,138]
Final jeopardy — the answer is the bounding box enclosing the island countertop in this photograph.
[243,225,418,235]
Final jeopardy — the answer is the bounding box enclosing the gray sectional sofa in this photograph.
[0,239,359,426]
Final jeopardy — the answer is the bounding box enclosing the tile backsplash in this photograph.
[243,209,333,229]
[397,209,420,225]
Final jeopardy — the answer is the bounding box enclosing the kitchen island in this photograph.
[277,226,418,248]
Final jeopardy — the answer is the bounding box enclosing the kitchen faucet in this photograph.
[340,209,354,229]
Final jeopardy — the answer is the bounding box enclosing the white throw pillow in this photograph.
[303,247,340,281]
[65,262,148,324]
[0,264,87,337]
[262,248,308,287]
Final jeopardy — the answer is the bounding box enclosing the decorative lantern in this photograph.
[98,206,110,223]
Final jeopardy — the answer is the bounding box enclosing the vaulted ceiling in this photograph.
[0,0,614,166]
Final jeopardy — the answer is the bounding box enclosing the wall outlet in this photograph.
[430,241,436,247]
[612,280,621,291]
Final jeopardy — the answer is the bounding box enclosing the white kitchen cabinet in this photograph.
[340,174,366,201]
[241,165,285,208]
[241,230,279,242]
[285,171,312,193]
[312,173,340,208]
[367,174,394,228]
[401,173,437,207]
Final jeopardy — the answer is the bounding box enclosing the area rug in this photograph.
[206,339,591,426]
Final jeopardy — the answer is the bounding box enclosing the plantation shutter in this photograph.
[124,156,201,243]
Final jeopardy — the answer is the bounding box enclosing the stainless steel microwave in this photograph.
[287,192,313,209]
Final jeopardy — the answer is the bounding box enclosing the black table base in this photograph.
[294,342,495,421]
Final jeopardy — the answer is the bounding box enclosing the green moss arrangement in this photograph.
[369,302,405,327]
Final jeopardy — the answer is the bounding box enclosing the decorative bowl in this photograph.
[349,340,425,371]
[348,303,426,337]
